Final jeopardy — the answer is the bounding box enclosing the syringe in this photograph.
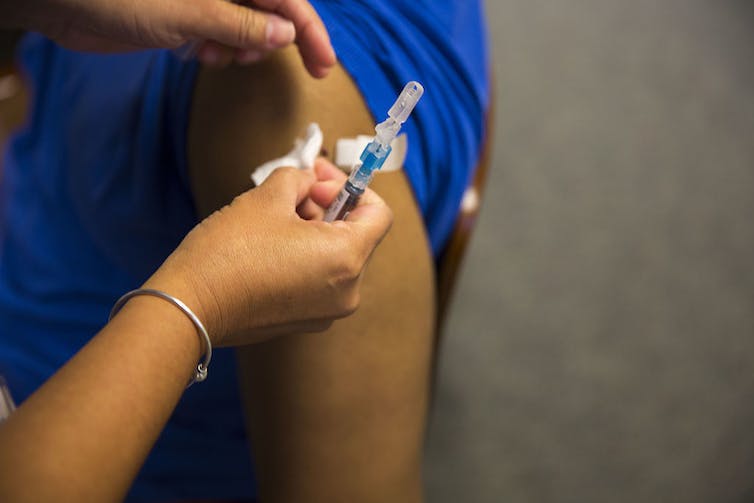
[324,81,424,222]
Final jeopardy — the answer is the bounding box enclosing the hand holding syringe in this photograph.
[324,81,424,222]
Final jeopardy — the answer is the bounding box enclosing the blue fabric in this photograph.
[0,1,488,500]
[0,37,255,501]
[312,0,490,253]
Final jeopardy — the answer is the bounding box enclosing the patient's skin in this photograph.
[188,46,435,502]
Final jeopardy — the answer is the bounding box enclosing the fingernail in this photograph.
[266,14,296,48]
[199,46,220,65]
[236,49,265,65]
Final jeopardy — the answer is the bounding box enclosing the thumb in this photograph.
[182,0,296,50]
[337,189,394,251]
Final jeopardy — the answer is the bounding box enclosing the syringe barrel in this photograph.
[323,181,363,222]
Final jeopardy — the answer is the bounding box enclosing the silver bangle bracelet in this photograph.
[109,288,212,387]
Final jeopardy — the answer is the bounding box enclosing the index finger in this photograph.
[251,0,336,77]
[260,166,317,209]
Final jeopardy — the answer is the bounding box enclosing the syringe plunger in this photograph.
[324,80,423,221]
[388,81,424,123]
[375,81,424,147]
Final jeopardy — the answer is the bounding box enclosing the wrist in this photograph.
[114,294,203,362]
[110,288,213,385]
[141,260,226,347]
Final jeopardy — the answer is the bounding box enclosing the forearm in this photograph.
[0,294,201,501]
[0,94,391,497]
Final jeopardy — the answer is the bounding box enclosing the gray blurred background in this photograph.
[425,1,754,502]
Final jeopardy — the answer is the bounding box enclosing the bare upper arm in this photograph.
[186,47,436,502]
[188,46,376,217]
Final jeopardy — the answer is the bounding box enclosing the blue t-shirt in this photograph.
[0,1,489,499]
